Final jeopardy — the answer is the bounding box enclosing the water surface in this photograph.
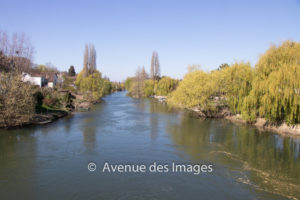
[0,91,300,200]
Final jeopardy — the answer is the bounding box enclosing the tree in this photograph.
[83,44,89,77]
[82,43,97,77]
[150,51,160,80]
[89,44,96,74]
[68,65,76,76]
[36,63,58,73]
[76,44,112,100]
[143,80,157,97]
[0,30,34,73]
[77,70,110,100]
[221,62,253,114]
[169,70,216,109]
[242,41,300,124]
[130,66,148,98]
[156,77,179,96]
[125,77,135,91]
[217,63,229,71]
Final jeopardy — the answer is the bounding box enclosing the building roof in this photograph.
[26,72,57,82]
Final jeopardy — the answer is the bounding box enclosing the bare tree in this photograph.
[141,65,148,80]
[83,44,89,77]
[131,66,148,98]
[0,30,34,73]
[82,43,97,77]
[89,44,96,74]
[150,51,160,80]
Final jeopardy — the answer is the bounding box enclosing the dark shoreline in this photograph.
[0,110,69,129]
[153,95,300,137]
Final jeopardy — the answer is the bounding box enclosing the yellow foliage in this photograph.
[156,77,178,96]
[75,70,111,100]
[168,70,216,109]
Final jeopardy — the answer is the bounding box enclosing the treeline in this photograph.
[126,41,300,125]
[169,41,300,125]
[125,51,179,98]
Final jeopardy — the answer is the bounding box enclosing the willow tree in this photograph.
[156,77,179,96]
[168,70,217,110]
[222,62,253,114]
[242,41,300,124]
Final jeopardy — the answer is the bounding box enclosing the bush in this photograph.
[0,73,36,127]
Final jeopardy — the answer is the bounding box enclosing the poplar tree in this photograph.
[150,51,160,80]
[83,44,89,77]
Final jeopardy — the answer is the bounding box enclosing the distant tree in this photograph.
[36,63,58,73]
[83,44,89,77]
[150,51,160,80]
[130,66,148,98]
[218,63,229,71]
[68,65,76,76]
[0,30,34,73]
[141,66,148,80]
[187,64,201,73]
[89,44,96,74]
[82,43,97,77]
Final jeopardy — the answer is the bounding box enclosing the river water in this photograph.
[0,91,300,200]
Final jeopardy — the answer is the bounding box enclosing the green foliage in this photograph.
[126,76,178,98]
[156,77,178,96]
[36,64,58,73]
[76,70,111,100]
[68,65,76,76]
[169,40,300,125]
[125,77,135,91]
[242,41,300,124]
[111,82,124,92]
[0,73,36,127]
[168,70,217,109]
[143,80,157,97]
[222,62,253,114]
[34,91,44,112]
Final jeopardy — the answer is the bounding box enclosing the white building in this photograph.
[21,72,47,87]
[21,72,57,88]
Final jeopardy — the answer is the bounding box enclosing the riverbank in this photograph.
[152,95,300,137]
[0,110,69,129]
[225,115,300,137]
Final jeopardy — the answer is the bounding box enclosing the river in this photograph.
[0,91,299,200]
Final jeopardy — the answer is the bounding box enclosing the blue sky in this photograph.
[1,0,300,81]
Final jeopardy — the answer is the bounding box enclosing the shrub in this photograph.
[0,73,36,127]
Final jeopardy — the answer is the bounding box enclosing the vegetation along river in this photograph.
[0,91,299,200]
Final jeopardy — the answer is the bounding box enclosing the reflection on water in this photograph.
[0,91,299,200]
[166,112,300,199]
